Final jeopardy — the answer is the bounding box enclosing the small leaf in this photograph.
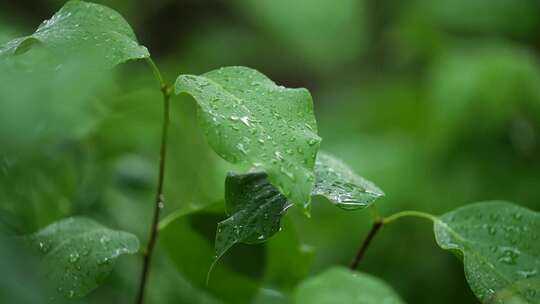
[175,66,321,208]
[216,172,290,260]
[25,217,139,299]
[313,151,384,210]
[0,0,149,66]
[294,267,405,304]
[215,151,383,260]
[434,201,540,304]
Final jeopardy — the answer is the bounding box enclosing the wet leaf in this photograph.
[216,172,290,260]
[434,201,540,303]
[25,217,139,299]
[0,0,149,66]
[175,66,321,209]
[313,151,384,210]
[215,152,383,260]
[294,267,405,304]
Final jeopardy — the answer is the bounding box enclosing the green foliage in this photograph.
[25,217,139,299]
[313,151,384,210]
[215,151,383,259]
[434,201,540,303]
[1,1,539,303]
[294,267,405,304]
[175,66,321,208]
[237,0,368,70]
[0,0,149,66]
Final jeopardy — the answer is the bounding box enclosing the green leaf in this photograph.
[0,0,149,66]
[216,171,290,260]
[175,66,321,209]
[25,217,139,299]
[215,151,383,260]
[313,151,384,210]
[434,201,540,304]
[294,267,405,304]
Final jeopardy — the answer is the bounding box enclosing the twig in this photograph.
[350,219,383,271]
[135,59,171,304]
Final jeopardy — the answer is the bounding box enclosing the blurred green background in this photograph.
[1,0,539,303]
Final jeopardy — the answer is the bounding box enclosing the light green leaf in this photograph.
[175,66,321,208]
[0,0,149,66]
[434,201,540,304]
[294,267,405,304]
[216,171,290,260]
[313,151,384,210]
[26,217,139,299]
[215,151,383,260]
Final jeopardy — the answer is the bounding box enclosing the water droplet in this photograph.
[100,236,110,245]
[69,252,80,264]
[308,138,318,146]
[236,143,249,155]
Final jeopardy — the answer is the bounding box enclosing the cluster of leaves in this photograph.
[0,1,538,304]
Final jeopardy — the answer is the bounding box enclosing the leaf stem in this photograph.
[135,59,171,304]
[382,210,437,225]
[350,218,383,271]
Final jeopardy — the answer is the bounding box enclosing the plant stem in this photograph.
[135,58,171,304]
[382,210,437,225]
[350,218,383,271]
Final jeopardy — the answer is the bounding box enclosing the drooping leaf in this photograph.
[434,201,540,304]
[215,151,383,260]
[175,66,321,209]
[0,0,149,67]
[294,267,405,304]
[215,172,290,260]
[25,217,139,299]
[313,151,384,210]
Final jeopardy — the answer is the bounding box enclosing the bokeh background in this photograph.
[1,0,540,303]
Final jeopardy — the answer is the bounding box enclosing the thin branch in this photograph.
[349,219,383,271]
[382,210,437,225]
[135,59,171,304]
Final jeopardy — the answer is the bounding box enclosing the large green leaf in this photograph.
[434,201,540,303]
[313,151,384,210]
[294,267,405,304]
[0,0,149,66]
[215,151,383,260]
[175,66,321,208]
[25,217,139,299]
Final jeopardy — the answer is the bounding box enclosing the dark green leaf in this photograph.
[313,151,384,210]
[25,217,139,299]
[434,201,540,303]
[294,267,405,304]
[0,0,149,66]
[175,66,321,209]
[215,171,289,260]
